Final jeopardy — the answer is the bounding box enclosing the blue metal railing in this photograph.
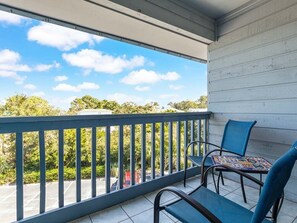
[0,112,211,223]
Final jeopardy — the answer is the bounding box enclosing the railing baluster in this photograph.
[91,127,96,197]
[130,125,135,185]
[191,120,195,155]
[197,120,201,156]
[160,122,165,176]
[76,128,81,202]
[16,132,23,221]
[141,124,146,183]
[151,123,155,179]
[191,120,195,167]
[203,119,208,155]
[58,130,64,208]
[184,121,188,170]
[169,122,173,174]
[176,121,181,171]
[118,125,124,189]
[105,126,111,193]
[39,131,46,213]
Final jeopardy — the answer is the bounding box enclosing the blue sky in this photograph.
[0,11,206,110]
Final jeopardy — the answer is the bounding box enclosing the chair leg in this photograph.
[259,173,262,195]
[220,172,225,186]
[211,169,218,193]
[240,175,247,203]
[153,207,160,223]
[217,171,222,194]
[183,156,188,187]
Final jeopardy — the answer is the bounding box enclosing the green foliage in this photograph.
[168,95,207,111]
[0,166,105,185]
[68,95,120,114]
[2,94,59,116]
[0,94,203,185]
[68,95,159,114]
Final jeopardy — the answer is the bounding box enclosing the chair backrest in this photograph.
[251,142,297,223]
[221,120,257,156]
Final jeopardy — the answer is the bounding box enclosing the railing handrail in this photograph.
[0,111,211,133]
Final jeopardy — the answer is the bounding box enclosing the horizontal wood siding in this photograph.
[208,0,297,201]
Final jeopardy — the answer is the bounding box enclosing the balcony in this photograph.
[1,0,297,222]
[0,112,210,222]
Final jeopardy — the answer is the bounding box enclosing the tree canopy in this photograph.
[168,95,207,111]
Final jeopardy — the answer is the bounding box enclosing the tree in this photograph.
[168,96,208,111]
[197,95,207,108]
[0,95,60,172]
[68,95,120,114]
[2,94,59,116]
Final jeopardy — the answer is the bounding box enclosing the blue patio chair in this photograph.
[155,143,297,223]
[184,119,257,203]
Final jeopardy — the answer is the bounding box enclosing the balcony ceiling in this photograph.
[180,0,253,19]
[0,0,255,62]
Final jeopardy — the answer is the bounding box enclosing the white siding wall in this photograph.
[208,0,297,201]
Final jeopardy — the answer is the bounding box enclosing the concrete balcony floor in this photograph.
[70,176,297,223]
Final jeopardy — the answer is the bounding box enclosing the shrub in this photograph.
[0,165,105,185]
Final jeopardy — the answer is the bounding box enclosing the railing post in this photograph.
[76,128,81,202]
[39,131,46,213]
[91,127,97,197]
[190,120,195,167]
[16,132,23,221]
[203,119,209,155]
[105,126,111,193]
[58,130,64,208]
[168,122,173,174]
[197,120,201,156]
[184,121,188,170]
[176,121,181,171]
[160,122,165,176]
[151,123,155,179]
[118,125,124,189]
[141,124,146,183]
[130,125,135,185]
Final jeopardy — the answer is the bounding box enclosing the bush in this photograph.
[0,165,106,185]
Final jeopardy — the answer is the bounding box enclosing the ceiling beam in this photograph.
[0,0,211,61]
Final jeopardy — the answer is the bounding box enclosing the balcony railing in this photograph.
[0,112,211,223]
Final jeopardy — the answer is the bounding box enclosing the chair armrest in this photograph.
[201,164,264,187]
[185,141,223,157]
[154,187,222,223]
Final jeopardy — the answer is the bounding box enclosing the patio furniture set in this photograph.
[154,120,296,223]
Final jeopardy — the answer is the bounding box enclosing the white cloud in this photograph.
[135,86,150,91]
[0,49,58,85]
[28,22,104,51]
[162,72,180,81]
[0,49,30,72]
[169,84,184,90]
[49,96,77,110]
[0,11,30,25]
[121,69,180,85]
[63,49,145,74]
[160,94,179,99]
[53,82,100,92]
[54,75,68,82]
[0,49,20,64]
[0,69,26,84]
[31,91,45,97]
[24,84,37,90]
[107,93,142,104]
[77,82,100,90]
[34,61,60,72]
[0,99,6,105]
